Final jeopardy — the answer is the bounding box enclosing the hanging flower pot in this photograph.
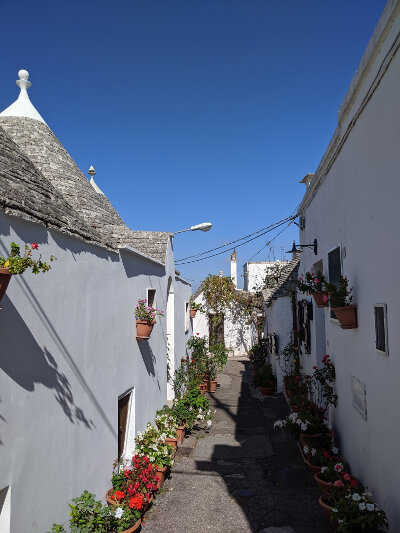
[189,309,197,318]
[136,320,155,340]
[0,268,12,303]
[332,305,357,329]
[312,291,328,308]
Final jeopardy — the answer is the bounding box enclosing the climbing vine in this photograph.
[202,274,264,328]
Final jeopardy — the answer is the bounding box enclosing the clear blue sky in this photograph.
[0,0,387,288]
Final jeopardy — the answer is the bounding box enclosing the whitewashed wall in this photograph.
[297,3,400,529]
[0,211,191,532]
[264,296,294,392]
[192,292,255,355]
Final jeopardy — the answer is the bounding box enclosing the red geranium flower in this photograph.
[113,490,126,501]
[31,243,39,250]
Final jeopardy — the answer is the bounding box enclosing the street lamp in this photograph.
[173,222,212,235]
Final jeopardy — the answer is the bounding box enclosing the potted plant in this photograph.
[189,296,204,318]
[0,242,56,303]
[135,298,164,340]
[314,460,357,494]
[134,423,174,489]
[204,353,218,393]
[107,454,158,509]
[253,363,277,395]
[326,275,357,329]
[302,445,340,475]
[333,490,389,532]
[155,412,179,448]
[248,342,268,372]
[47,490,142,532]
[297,270,329,308]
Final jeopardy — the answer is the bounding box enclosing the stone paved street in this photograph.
[143,358,331,533]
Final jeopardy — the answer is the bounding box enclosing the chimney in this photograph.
[219,270,223,277]
[231,250,237,288]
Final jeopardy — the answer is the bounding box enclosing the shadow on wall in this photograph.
[120,250,165,279]
[138,341,160,391]
[0,396,6,446]
[0,296,94,430]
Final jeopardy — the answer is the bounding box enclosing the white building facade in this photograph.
[297,1,400,529]
[0,71,192,532]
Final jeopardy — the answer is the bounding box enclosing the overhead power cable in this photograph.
[175,214,296,264]
[245,219,295,263]
[175,217,294,265]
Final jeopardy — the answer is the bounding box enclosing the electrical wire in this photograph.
[175,217,293,265]
[246,219,294,263]
[174,214,296,263]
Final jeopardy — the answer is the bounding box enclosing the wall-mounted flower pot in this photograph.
[136,320,155,340]
[332,305,357,329]
[312,291,328,308]
[190,309,197,318]
[0,268,12,303]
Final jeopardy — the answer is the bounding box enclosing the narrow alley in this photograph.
[143,358,330,533]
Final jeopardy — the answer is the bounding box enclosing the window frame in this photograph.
[147,288,156,308]
[374,303,389,355]
[118,388,136,462]
[185,301,189,332]
[327,243,343,323]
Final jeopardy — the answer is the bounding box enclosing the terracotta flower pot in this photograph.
[258,386,276,396]
[318,493,337,527]
[136,320,155,340]
[206,379,217,393]
[0,268,12,303]
[312,291,328,308]
[298,431,333,450]
[155,465,167,490]
[176,424,186,444]
[332,305,357,329]
[314,471,332,493]
[165,437,178,449]
[121,518,142,532]
[189,309,197,318]
[305,458,322,475]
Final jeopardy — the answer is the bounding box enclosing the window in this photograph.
[118,389,135,460]
[185,302,189,332]
[374,304,388,354]
[328,246,342,319]
[147,289,156,307]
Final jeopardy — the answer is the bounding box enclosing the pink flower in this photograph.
[343,473,350,481]
[334,480,344,487]
[322,294,328,303]
[196,332,199,336]
[31,243,39,250]
[314,278,319,285]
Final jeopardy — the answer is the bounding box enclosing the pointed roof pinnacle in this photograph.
[0,70,46,124]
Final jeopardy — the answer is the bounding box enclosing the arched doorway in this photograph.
[166,277,175,402]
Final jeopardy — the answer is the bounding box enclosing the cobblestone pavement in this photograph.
[142,358,331,533]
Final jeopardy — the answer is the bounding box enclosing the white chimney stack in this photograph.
[231,250,237,288]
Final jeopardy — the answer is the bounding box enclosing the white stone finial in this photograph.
[0,69,46,124]
[88,165,96,177]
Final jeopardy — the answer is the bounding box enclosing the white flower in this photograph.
[359,502,366,510]
[311,448,316,457]
[332,508,338,513]
[115,507,124,519]
[300,423,308,431]
[321,466,327,473]
[207,420,212,427]
[189,407,193,412]
[197,414,204,421]
[352,493,361,501]
[338,520,344,524]
[366,503,375,512]
[303,445,309,454]
[289,412,298,422]
[332,446,339,455]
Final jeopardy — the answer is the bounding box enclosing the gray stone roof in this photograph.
[0,126,104,245]
[262,254,300,307]
[0,116,169,263]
